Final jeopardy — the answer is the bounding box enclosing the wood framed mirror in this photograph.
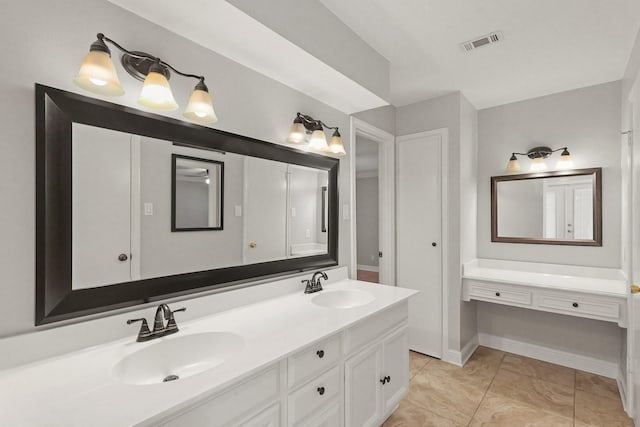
[36,84,339,325]
[491,168,602,246]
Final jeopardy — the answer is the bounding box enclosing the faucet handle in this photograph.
[127,318,152,342]
[302,279,314,294]
[166,307,186,332]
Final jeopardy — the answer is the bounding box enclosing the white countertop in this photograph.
[463,259,627,298]
[0,279,416,427]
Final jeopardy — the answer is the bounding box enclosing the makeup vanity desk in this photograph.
[462,259,628,327]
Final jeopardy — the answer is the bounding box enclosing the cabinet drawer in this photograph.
[289,334,341,389]
[538,294,620,319]
[288,366,341,426]
[160,365,280,427]
[468,283,532,306]
[345,302,408,354]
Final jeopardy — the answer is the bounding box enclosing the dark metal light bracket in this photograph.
[121,51,171,82]
[526,146,552,159]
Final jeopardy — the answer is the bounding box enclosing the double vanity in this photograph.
[0,273,416,426]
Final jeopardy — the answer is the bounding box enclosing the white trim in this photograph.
[396,128,449,360]
[356,170,379,179]
[357,264,380,273]
[618,365,630,416]
[444,334,479,366]
[478,332,619,378]
[129,135,141,281]
[349,117,396,286]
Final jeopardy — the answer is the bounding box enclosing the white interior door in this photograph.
[397,131,443,357]
[72,124,132,289]
[243,157,288,264]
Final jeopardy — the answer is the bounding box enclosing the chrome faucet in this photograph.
[303,271,328,294]
[127,304,186,342]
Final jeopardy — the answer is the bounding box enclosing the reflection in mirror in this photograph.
[71,124,329,290]
[491,168,601,246]
[172,155,223,231]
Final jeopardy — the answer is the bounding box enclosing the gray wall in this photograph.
[476,81,623,369]
[396,92,479,353]
[353,105,396,136]
[0,0,352,337]
[139,140,245,278]
[478,81,622,267]
[356,177,379,267]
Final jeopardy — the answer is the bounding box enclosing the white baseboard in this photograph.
[357,264,379,273]
[442,334,479,367]
[617,366,630,416]
[478,332,618,378]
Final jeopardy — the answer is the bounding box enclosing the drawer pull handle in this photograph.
[495,292,501,297]
[380,375,391,385]
[572,302,579,308]
[317,386,325,396]
[316,350,325,358]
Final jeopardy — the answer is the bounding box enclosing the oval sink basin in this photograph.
[113,332,243,385]
[312,289,375,309]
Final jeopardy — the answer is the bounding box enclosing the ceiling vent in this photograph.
[461,31,503,52]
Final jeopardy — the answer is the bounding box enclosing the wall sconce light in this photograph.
[73,33,218,124]
[287,113,346,156]
[506,146,573,173]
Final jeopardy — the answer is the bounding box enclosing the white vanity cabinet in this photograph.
[344,324,409,427]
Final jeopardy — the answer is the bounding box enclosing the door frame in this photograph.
[396,128,449,359]
[349,117,396,285]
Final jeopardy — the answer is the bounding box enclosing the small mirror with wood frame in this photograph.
[491,168,602,246]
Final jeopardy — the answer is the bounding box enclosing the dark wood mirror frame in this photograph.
[171,154,225,232]
[491,168,602,246]
[35,84,339,325]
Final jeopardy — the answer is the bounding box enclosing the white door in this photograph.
[71,124,132,289]
[381,327,409,414]
[243,157,288,264]
[397,130,444,357]
[629,74,640,424]
[344,344,382,427]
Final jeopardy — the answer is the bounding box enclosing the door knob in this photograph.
[249,242,257,248]
[632,285,640,294]
[118,254,128,262]
[431,242,437,247]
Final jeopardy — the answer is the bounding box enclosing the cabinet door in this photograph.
[344,344,382,427]
[239,403,280,427]
[381,326,409,415]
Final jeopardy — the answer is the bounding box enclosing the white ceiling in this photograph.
[106,0,388,114]
[318,0,640,108]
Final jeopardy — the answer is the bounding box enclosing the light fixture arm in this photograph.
[96,33,206,83]
[294,112,339,133]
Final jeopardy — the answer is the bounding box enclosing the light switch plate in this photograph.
[234,205,242,217]
[144,202,153,216]
[342,204,350,220]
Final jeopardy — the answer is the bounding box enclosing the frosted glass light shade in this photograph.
[530,157,547,171]
[506,157,520,173]
[73,50,124,96]
[309,129,328,151]
[138,71,179,111]
[288,122,307,144]
[183,88,218,124]
[327,131,346,156]
[556,150,574,169]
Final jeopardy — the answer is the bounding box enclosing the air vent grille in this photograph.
[461,31,503,52]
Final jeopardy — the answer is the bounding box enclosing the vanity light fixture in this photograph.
[287,113,346,156]
[74,33,218,124]
[505,146,572,173]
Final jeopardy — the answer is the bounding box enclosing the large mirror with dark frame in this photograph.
[36,84,339,325]
[491,168,602,246]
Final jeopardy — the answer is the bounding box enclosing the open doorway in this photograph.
[355,137,380,283]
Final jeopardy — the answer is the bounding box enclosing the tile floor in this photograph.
[383,346,633,427]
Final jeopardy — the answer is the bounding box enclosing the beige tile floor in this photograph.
[383,346,633,427]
